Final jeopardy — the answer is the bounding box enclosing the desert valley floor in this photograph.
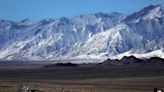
[0,60,164,92]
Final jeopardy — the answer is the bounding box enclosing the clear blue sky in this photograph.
[0,0,163,21]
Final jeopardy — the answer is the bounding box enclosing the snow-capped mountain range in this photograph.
[0,4,164,60]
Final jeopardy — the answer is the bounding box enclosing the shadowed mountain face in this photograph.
[0,4,163,61]
[102,56,164,65]
[120,56,144,64]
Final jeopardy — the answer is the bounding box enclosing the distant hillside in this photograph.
[102,56,164,65]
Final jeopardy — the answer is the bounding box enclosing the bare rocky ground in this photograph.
[0,59,164,92]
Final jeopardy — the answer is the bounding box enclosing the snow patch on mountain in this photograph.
[111,49,164,60]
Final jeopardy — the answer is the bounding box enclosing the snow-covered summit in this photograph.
[0,4,163,61]
[124,4,164,22]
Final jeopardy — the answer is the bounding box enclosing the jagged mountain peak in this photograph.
[19,18,31,23]
[39,18,55,26]
[94,12,123,18]
[124,4,164,22]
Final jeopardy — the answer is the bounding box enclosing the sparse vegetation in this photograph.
[0,83,154,92]
[0,58,164,92]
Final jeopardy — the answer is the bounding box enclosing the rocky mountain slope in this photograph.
[102,56,164,65]
[0,4,163,61]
